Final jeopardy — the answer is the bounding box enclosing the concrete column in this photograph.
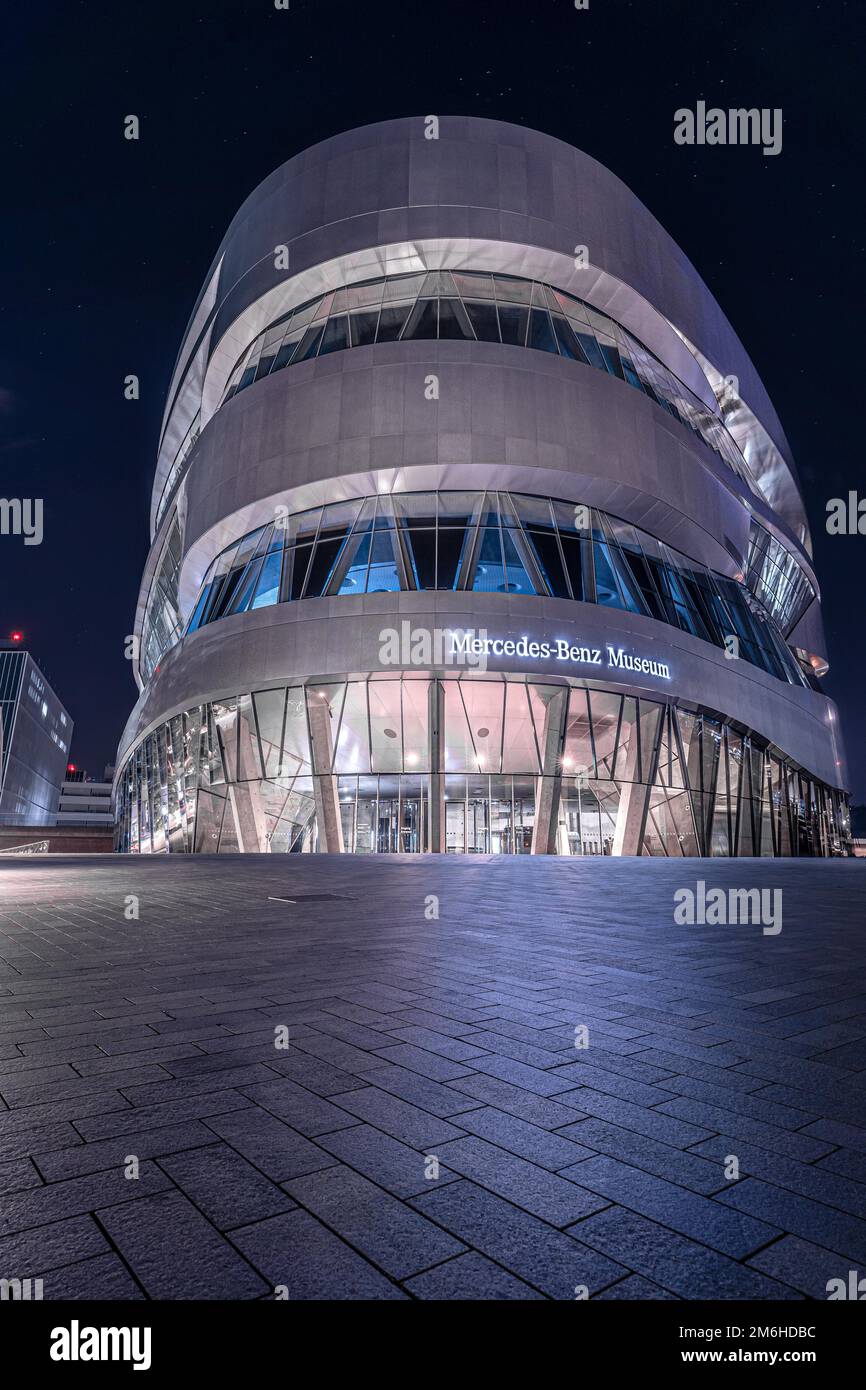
[611,781,649,856]
[611,701,648,857]
[228,708,269,852]
[307,696,345,854]
[428,679,446,854]
[531,687,568,855]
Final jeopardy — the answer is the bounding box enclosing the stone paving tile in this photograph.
[461,1053,578,1096]
[381,1025,489,1060]
[231,1209,408,1300]
[546,1061,674,1107]
[556,1089,715,1148]
[369,1043,475,1082]
[449,1105,596,1170]
[816,1148,866,1183]
[202,1106,338,1182]
[560,1117,725,1195]
[746,1234,857,1299]
[592,1273,680,1299]
[42,1253,146,1300]
[324,1086,468,1149]
[689,1134,866,1218]
[0,1155,42,1194]
[570,1206,801,1301]
[403,1251,545,1300]
[432,1135,608,1226]
[156,1142,296,1230]
[0,1215,109,1278]
[71,1090,254,1140]
[354,1064,483,1116]
[96,1189,268,1299]
[282,1163,465,1279]
[411,1180,626,1298]
[716,1178,866,1263]
[560,1154,779,1258]
[0,854,864,1301]
[237,1076,360,1136]
[0,1162,173,1238]
[33,1120,219,1181]
[313,1122,459,1198]
[798,1117,866,1153]
[446,1073,586,1130]
[654,1096,836,1162]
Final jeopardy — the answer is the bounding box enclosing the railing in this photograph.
[0,840,50,856]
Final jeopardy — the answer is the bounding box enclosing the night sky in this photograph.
[3,0,864,802]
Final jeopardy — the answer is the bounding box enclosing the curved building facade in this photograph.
[115,117,850,856]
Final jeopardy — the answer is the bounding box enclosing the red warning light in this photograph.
[10,630,23,643]
[67,763,76,774]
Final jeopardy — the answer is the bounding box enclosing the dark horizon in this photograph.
[4,0,865,800]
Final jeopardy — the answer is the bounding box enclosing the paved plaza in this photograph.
[0,853,865,1301]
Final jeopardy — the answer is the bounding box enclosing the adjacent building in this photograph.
[0,643,72,826]
[115,118,849,856]
[56,772,115,830]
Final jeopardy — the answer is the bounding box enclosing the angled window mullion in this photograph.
[329,684,348,774]
[320,498,370,597]
[503,494,546,595]
[550,501,576,600]
[456,496,485,591]
[393,516,416,590]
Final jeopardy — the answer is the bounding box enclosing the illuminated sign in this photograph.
[378,623,672,678]
[452,633,671,679]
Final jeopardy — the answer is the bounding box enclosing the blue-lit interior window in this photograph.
[179,490,808,690]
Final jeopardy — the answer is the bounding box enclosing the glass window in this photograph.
[376,303,412,341]
[438,298,474,340]
[575,330,606,371]
[272,329,304,372]
[464,301,500,341]
[421,271,456,296]
[551,315,588,363]
[349,309,379,347]
[400,679,430,772]
[226,557,264,616]
[407,528,436,589]
[251,549,281,609]
[309,533,354,594]
[494,276,532,304]
[293,323,325,362]
[318,316,350,356]
[502,528,537,595]
[528,530,570,598]
[527,308,558,354]
[471,527,506,593]
[334,682,371,774]
[394,492,438,525]
[497,304,529,346]
[366,529,402,592]
[382,273,425,301]
[563,689,595,779]
[284,545,312,601]
[346,280,384,311]
[501,684,541,774]
[438,492,481,527]
[369,681,404,773]
[452,271,495,300]
[401,299,438,340]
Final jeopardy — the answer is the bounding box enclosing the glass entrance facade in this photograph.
[114,675,850,857]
